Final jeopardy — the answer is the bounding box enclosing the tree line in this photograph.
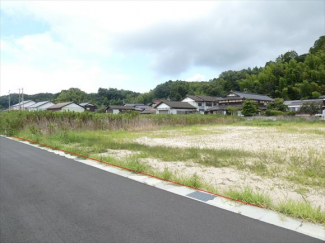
[1,36,324,110]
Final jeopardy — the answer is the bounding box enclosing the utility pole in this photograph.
[18,88,21,110]
[8,90,10,110]
[22,88,24,110]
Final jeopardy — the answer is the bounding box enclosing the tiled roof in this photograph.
[230,91,274,101]
[106,105,136,110]
[157,101,196,109]
[47,102,73,109]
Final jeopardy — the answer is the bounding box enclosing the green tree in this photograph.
[55,88,87,103]
[241,99,258,116]
[267,98,288,112]
[299,102,322,115]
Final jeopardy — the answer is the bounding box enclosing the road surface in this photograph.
[0,137,322,243]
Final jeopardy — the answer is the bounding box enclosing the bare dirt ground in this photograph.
[135,126,325,156]
[109,125,325,210]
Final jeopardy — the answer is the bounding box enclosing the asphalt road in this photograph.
[0,137,322,243]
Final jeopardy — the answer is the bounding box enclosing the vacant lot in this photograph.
[135,125,325,211]
[8,115,325,224]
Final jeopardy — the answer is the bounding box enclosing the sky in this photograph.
[1,1,324,96]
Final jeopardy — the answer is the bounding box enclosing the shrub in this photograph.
[266,109,283,116]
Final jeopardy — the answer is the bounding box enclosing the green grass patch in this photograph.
[224,186,273,208]
[276,200,325,224]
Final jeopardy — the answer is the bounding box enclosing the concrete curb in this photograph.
[4,135,325,241]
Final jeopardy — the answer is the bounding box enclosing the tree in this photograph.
[299,102,322,115]
[226,106,239,116]
[266,98,288,112]
[241,99,258,116]
[55,88,87,103]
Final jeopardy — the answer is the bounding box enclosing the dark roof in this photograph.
[185,95,218,102]
[141,108,156,114]
[106,105,136,110]
[124,103,145,107]
[196,95,218,102]
[157,101,196,109]
[47,102,73,109]
[135,105,151,110]
[28,101,51,108]
[229,91,274,101]
[186,95,203,102]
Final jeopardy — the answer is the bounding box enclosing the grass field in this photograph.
[2,112,325,224]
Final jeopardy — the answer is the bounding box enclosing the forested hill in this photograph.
[1,36,324,110]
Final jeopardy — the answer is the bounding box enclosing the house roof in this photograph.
[223,91,274,101]
[12,100,34,107]
[196,95,218,102]
[186,95,203,102]
[284,99,323,106]
[79,102,95,107]
[124,103,145,107]
[28,101,51,108]
[106,105,136,110]
[141,108,156,114]
[157,101,196,109]
[47,102,73,109]
[185,95,218,102]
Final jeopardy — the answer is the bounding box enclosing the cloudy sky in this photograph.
[1,1,324,95]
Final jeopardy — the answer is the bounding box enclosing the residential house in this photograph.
[149,100,162,107]
[106,105,136,114]
[28,101,55,111]
[10,100,36,110]
[206,91,274,115]
[47,102,85,112]
[140,108,156,114]
[79,103,96,112]
[155,101,197,114]
[124,103,151,111]
[181,95,218,114]
[284,98,325,113]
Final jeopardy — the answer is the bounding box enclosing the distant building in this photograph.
[124,103,151,111]
[79,103,96,112]
[284,98,325,112]
[28,101,55,111]
[181,95,218,114]
[206,91,274,115]
[155,101,197,114]
[10,100,36,110]
[106,105,137,114]
[47,102,85,112]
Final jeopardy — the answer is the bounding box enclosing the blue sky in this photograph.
[1,1,324,95]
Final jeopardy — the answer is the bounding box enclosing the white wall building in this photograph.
[47,102,85,112]
[181,95,218,114]
[155,101,197,114]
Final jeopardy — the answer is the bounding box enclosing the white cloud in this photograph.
[1,1,324,95]
[186,74,206,82]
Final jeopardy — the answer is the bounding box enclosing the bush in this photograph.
[266,109,284,116]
